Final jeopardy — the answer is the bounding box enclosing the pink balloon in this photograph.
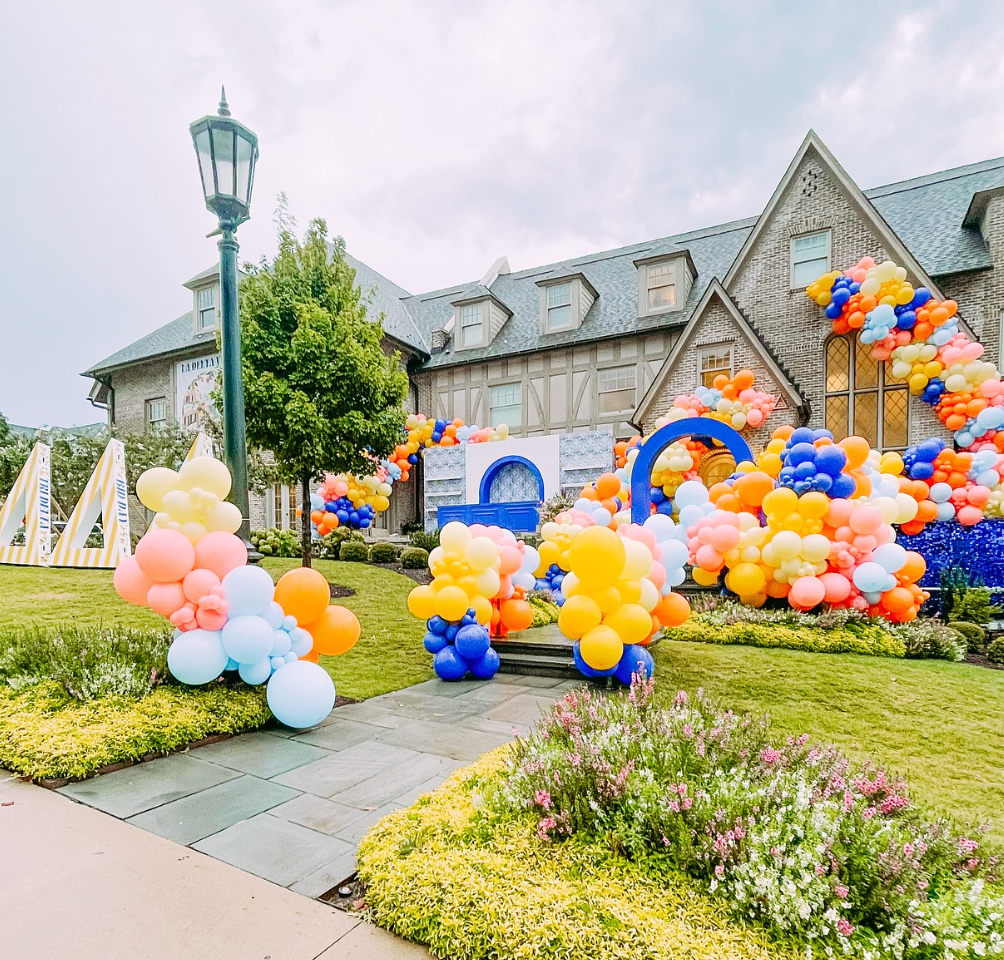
[848,505,882,535]
[695,544,724,572]
[170,603,198,630]
[498,545,523,576]
[967,485,991,507]
[789,576,826,611]
[134,529,196,583]
[113,555,154,605]
[709,525,741,553]
[147,581,187,618]
[196,607,229,631]
[183,568,222,604]
[193,531,248,580]
[820,571,852,603]
[827,499,853,527]
[648,561,667,590]
[746,409,764,427]
[958,505,984,526]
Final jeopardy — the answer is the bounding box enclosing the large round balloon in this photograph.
[113,555,154,605]
[433,645,469,681]
[305,604,360,656]
[178,456,232,499]
[221,614,275,663]
[135,467,180,512]
[134,528,196,583]
[274,567,331,625]
[194,531,248,580]
[167,629,229,685]
[266,661,336,728]
[222,566,275,617]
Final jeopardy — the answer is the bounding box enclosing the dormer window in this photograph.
[635,252,693,317]
[538,274,597,334]
[546,283,573,331]
[460,302,484,346]
[196,286,217,331]
[646,262,676,311]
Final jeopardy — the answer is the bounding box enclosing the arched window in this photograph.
[824,336,909,451]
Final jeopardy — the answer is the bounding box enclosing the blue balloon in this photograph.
[788,442,818,467]
[423,631,448,653]
[224,657,240,671]
[825,301,843,320]
[572,641,616,678]
[469,647,500,679]
[455,624,490,660]
[325,501,338,512]
[794,461,816,480]
[266,660,336,728]
[813,473,833,493]
[221,615,275,664]
[427,615,449,636]
[445,623,460,641]
[270,629,292,657]
[221,566,275,617]
[815,446,847,477]
[615,644,655,685]
[911,462,935,481]
[433,646,469,681]
[789,427,816,446]
[239,657,272,685]
[830,473,857,499]
[168,629,229,685]
[408,453,419,464]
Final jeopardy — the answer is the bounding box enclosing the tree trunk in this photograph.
[300,472,312,568]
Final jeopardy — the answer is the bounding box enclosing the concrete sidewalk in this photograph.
[1,772,428,960]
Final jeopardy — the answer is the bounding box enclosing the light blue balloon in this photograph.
[262,601,285,629]
[281,614,298,631]
[309,493,324,510]
[266,661,335,729]
[288,626,313,657]
[270,656,286,672]
[270,629,292,657]
[853,561,889,594]
[675,480,709,509]
[238,657,272,685]
[283,651,298,663]
[224,657,239,671]
[936,502,956,521]
[977,469,998,487]
[222,615,275,663]
[872,543,907,574]
[221,566,275,617]
[168,629,228,685]
[929,482,952,503]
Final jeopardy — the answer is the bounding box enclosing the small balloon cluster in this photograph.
[551,524,690,678]
[406,522,538,680]
[807,257,1004,450]
[115,457,360,728]
[421,613,497,681]
[308,472,393,533]
[661,370,778,432]
[387,414,509,482]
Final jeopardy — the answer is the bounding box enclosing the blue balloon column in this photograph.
[777,427,856,497]
[536,564,566,604]
[573,641,655,684]
[423,610,500,681]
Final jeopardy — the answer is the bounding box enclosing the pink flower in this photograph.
[536,817,556,841]
[835,884,848,900]
[903,843,914,856]
[714,864,725,877]
[683,724,693,738]
[682,797,693,810]
[668,800,680,813]
[760,747,781,766]
[534,790,551,810]
[862,807,875,820]
[837,919,854,938]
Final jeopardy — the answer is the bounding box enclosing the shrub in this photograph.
[250,528,300,558]
[950,587,1002,627]
[339,541,370,563]
[400,547,429,570]
[527,595,559,627]
[665,618,905,658]
[538,491,575,525]
[489,681,1004,958]
[368,542,399,564]
[987,637,1004,664]
[887,619,967,661]
[0,625,171,700]
[0,680,271,780]
[409,529,440,553]
[950,621,987,653]
[315,527,364,560]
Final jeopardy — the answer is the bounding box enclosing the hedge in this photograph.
[664,620,905,658]
[338,541,370,563]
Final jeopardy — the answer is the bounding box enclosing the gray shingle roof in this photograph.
[83,311,215,377]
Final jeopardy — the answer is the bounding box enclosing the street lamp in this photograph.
[190,87,258,551]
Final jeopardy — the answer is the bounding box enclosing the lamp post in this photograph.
[189,88,258,552]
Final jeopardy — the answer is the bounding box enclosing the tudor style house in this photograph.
[83,131,1004,531]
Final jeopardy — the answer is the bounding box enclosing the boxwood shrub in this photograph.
[339,541,370,563]
[400,547,429,570]
[368,542,399,564]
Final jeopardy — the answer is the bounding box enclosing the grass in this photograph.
[261,558,433,700]
[653,640,1004,839]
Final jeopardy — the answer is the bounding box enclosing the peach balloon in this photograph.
[113,556,154,606]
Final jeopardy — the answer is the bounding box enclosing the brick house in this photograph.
[83,131,1004,529]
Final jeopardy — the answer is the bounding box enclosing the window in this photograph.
[646,261,677,312]
[699,345,733,388]
[825,335,909,450]
[791,230,831,288]
[545,283,572,331]
[145,397,168,430]
[196,286,217,330]
[490,383,521,428]
[272,483,297,530]
[460,303,484,347]
[597,365,636,413]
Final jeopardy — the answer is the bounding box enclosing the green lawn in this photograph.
[653,641,1004,839]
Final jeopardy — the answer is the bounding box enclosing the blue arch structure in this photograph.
[478,455,545,504]
[630,417,753,524]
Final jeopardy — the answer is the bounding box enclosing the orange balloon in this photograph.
[899,551,927,584]
[838,435,870,469]
[656,592,691,628]
[274,567,331,625]
[595,473,621,499]
[882,587,915,615]
[305,604,361,656]
[733,470,776,507]
[733,369,755,391]
[301,649,320,664]
[499,598,533,632]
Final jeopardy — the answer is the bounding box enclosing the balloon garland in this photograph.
[116,456,360,728]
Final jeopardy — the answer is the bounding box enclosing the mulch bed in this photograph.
[965,653,1004,671]
[368,561,432,585]
[329,583,356,599]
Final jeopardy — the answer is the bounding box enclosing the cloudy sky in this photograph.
[2,0,1004,427]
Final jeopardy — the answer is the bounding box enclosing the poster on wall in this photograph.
[176,354,221,429]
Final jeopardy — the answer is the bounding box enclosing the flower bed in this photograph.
[361,681,1004,959]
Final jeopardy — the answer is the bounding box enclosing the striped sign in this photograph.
[0,442,52,566]
[186,432,215,460]
[49,439,131,569]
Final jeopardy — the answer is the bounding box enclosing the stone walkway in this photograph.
[57,675,574,898]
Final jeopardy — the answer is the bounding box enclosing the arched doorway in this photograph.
[699,449,736,487]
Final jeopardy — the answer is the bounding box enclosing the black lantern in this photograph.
[189,87,259,227]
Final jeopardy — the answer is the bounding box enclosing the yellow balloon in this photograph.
[692,567,719,587]
[178,456,232,499]
[762,486,799,517]
[593,585,622,614]
[726,562,766,596]
[579,625,624,671]
[621,540,653,580]
[470,594,493,625]
[557,595,602,640]
[569,526,626,587]
[204,501,242,534]
[179,521,208,544]
[465,536,499,573]
[474,568,501,597]
[407,585,437,620]
[537,540,560,573]
[135,467,180,512]
[434,585,470,622]
[161,489,198,523]
[797,492,830,520]
[603,603,652,644]
[456,575,481,598]
[618,579,642,604]
[440,522,472,554]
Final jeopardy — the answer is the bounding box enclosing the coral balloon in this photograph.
[113,555,154,605]
[134,528,196,583]
[193,531,248,580]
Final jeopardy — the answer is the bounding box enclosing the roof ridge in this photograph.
[865,156,1004,198]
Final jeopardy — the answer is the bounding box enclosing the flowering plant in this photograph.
[492,678,1003,958]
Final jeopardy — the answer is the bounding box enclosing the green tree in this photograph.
[238,218,409,566]
[0,412,30,499]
